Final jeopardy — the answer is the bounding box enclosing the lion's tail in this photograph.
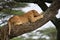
[8,21,11,35]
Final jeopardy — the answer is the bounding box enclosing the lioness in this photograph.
[8,10,44,35]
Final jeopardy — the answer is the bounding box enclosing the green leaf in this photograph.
[11,10,24,15]
[10,37,24,40]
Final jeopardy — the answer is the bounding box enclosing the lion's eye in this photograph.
[34,16,37,17]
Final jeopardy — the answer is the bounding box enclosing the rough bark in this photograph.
[0,0,60,40]
[51,17,60,40]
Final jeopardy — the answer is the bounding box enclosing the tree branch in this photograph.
[36,1,48,11]
[0,0,60,40]
[14,0,53,3]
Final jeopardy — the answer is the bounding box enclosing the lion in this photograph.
[8,10,44,35]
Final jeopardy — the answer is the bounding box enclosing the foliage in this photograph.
[39,27,57,40]
[0,1,28,15]
[10,10,24,15]
[10,37,24,40]
[0,26,2,29]
[0,8,24,15]
[4,2,28,8]
[40,27,57,35]
[13,3,28,8]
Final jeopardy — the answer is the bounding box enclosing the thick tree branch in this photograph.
[0,0,60,40]
[36,1,48,11]
[14,0,53,3]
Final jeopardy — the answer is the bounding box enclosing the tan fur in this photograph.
[8,10,44,35]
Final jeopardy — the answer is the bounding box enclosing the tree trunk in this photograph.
[51,17,60,40]
[0,0,60,40]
